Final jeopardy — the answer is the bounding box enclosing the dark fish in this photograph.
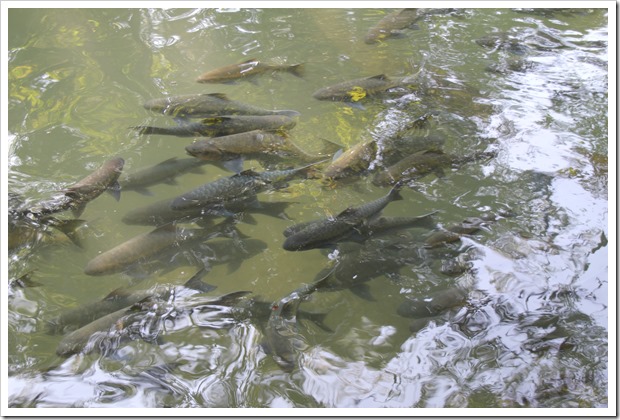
[8,215,85,251]
[169,163,320,212]
[121,194,294,227]
[321,139,377,180]
[84,220,240,276]
[264,276,331,371]
[397,286,468,318]
[120,157,209,196]
[424,216,493,248]
[55,288,252,357]
[282,185,404,251]
[372,150,496,186]
[312,74,417,103]
[196,59,305,84]
[364,9,421,44]
[55,298,154,357]
[48,268,216,335]
[25,157,125,218]
[132,115,298,138]
[475,33,531,56]
[312,235,426,300]
[185,130,324,166]
[143,93,300,118]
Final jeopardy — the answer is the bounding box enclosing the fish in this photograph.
[312,74,417,104]
[169,163,321,212]
[321,139,377,180]
[364,9,421,44]
[24,157,125,218]
[282,185,404,251]
[132,115,298,138]
[372,150,496,186]
[8,214,86,251]
[48,268,216,335]
[143,93,300,118]
[119,157,210,195]
[121,194,294,227]
[185,130,326,167]
[311,235,426,301]
[55,287,253,357]
[196,59,305,84]
[55,298,155,357]
[263,275,331,371]
[424,216,494,248]
[396,286,469,318]
[84,220,241,276]
[234,298,333,333]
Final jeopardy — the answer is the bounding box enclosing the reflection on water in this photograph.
[5,6,610,411]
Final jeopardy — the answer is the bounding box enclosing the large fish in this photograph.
[119,157,209,195]
[263,275,331,371]
[9,194,86,250]
[311,235,427,301]
[282,185,404,251]
[321,139,377,180]
[121,194,294,227]
[196,58,305,84]
[396,286,469,318]
[143,93,300,118]
[169,163,321,211]
[84,220,240,276]
[283,212,437,242]
[185,130,325,167]
[312,74,417,104]
[364,9,421,44]
[48,268,217,335]
[372,150,496,186]
[132,115,297,138]
[25,157,124,218]
[55,287,252,357]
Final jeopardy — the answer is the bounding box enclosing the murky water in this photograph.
[5,6,611,412]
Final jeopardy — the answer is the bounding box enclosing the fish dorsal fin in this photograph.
[368,74,389,81]
[336,207,358,218]
[203,93,229,100]
[201,116,231,124]
[236,169,261,177]
[240,58,260,65]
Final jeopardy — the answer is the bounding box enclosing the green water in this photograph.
[5,7,610,411]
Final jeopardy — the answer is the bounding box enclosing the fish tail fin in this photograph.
[51,219,87,248]
[389,181,405,201]
[288,63,305,78]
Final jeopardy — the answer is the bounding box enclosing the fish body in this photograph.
[365,8,421,44]
[282,186,403,251]
[120,157,209,195]
[49,269,216,335]
[62,157,125,217]
[312,74,415,103]
[322,139,377,180]
[196,59,305,84]
[84,222,238,276]
[397,286,468,318]
[121,194,293,226]
[24,157,124,218]
[143,93,299,118]
[133,115,297,138]
[186,130,321,164]
[424,216,493,248]
[373,150,496,186]
[170,164,318,211]
[264,278,329,371]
